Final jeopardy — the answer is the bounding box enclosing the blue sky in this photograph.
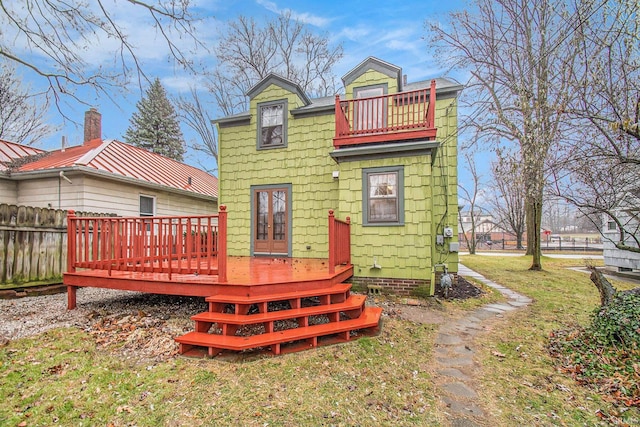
[17,0,476,178]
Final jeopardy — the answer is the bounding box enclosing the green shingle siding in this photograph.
[217,68,459,286]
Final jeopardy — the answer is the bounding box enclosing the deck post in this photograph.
[328,210,336,274]
[334,95,342,138]
[67,210,76,273]
[67,285,77,310]
[346,216,351,266]
[426,79,436,128]
[218,205,228,282]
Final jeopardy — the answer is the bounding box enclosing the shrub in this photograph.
[589,290,640,349]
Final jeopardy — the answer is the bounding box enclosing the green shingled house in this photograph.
[214,57,462,296]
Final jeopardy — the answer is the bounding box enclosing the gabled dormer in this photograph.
[246,74,311,151]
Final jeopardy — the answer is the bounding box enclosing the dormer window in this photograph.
[258,100,288,149]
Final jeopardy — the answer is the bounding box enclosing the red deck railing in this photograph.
[328,210,351,274]
[334,80,437,147]
[67,206,228,282]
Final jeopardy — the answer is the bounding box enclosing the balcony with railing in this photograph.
[333,80,437,148]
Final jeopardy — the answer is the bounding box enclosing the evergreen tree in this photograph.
[125,78,185,161]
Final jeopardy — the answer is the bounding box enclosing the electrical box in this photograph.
[443,227,454,238]
[449,242,459,252]
[436,235,444,245]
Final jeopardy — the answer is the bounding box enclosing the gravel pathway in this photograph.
[0,287,207,362]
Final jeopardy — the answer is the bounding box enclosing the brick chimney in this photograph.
[84,108,102,143]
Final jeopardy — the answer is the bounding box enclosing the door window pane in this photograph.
[257,191,268,240]
[272,191,286,240]
[355,86,385,131]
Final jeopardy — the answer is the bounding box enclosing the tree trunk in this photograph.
[529,198,542,270]
[587,265,617,306]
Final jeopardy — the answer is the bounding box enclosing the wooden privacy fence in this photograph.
[67,207,228,281]
[328,210,351,274]
[0,204,113,289]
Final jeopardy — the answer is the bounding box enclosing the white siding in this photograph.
[81,176,217,216]
[603,212,640,271]
[14,173,216,216]
[17,176,82,210]
[0,179,18,204]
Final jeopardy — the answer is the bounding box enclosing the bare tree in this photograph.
[0,0,202,117]
[551,0,640,255]
[0,64,55,145]
[177,11,343,169]
[458,153,485,254]
[429,0,584,270]
[490,149,526,249]
[175,88,218,174]
[212,12,343,115]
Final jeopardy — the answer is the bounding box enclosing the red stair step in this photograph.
[176,306,382,357]
[192,294,366,326]
[205,283,351,305]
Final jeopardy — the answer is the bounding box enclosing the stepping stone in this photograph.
[443,381,478,398]
[452,345,474,355]
[436,333,462,345]
[486,303,517,311]
[479,306,505,314]
[508,301,530,307]
[451,418,483,427]
[437,355,474,367]
[442,396,485,417]
[437,367,471,381]
[471,309,495,320]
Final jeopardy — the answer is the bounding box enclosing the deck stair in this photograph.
[175,283,382,357]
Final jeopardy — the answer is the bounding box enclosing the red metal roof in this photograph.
[0,139,45,171]
[15,139,218,198]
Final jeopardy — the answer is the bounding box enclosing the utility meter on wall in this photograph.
[443,227,454,238]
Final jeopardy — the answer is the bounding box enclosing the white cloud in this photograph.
[255,0,332,27]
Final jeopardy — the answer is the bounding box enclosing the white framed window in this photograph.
[258,100,287,149]
[363,166,404,225]
[139,194,155,217]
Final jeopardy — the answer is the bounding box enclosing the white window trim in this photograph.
[139,194,156,217]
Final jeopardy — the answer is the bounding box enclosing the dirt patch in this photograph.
[434,276,484,300]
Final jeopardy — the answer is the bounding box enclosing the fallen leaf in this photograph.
[492,351,506,358]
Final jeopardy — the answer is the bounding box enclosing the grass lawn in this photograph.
[0,318,443,426]
[1,255,638,426]
[461,254,639,426]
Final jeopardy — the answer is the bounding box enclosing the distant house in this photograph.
[602,201,640,272]
[457,212,523,245]
[214,57,461,295]
[0,109,218,217]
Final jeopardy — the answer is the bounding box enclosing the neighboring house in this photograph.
[603,204,640,272]
[1,109,218,217]
[214,57,461,294]
[458,212,521,245]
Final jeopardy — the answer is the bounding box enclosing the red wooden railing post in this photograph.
[67,210,76,273]
[66,210,77,309]
[334,95,341,138]
[426,79,436,128]
[346,216,351,266]
[218,205,228,282]
[328,210,336,274]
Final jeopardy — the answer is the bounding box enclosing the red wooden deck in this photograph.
[64,208,353,309]
[64,256,354,303]
[64,208,381,357]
